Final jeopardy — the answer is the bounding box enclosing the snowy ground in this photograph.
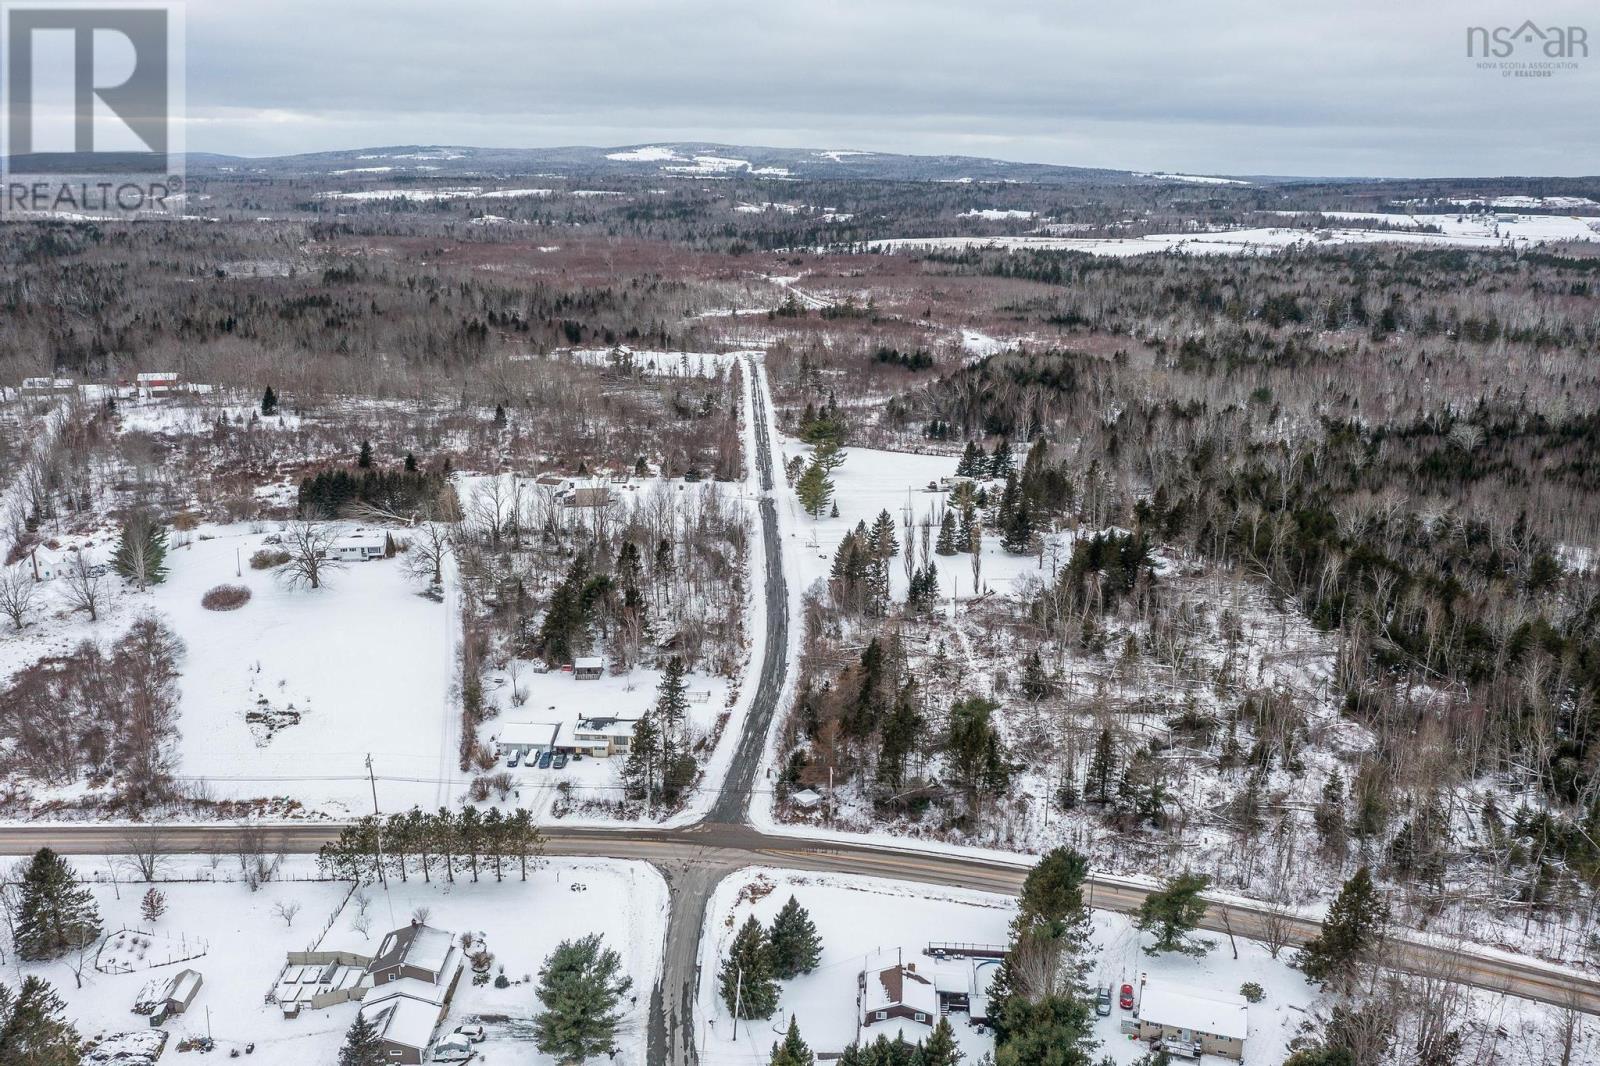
[695,868,1013,1064]
[866,213,1600,257]
[16,856,664,1066]
[775,437,1066,604]
[1,521,457,816]
[694,868,1598,1066]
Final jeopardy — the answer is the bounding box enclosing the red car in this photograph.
[1119,983,1135,1010]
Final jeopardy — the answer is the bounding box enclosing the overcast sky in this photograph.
[180,0,1598,177]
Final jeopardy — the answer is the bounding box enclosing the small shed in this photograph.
[573,657,604,680]
[790,788,822,811]
[148,969,203,1025]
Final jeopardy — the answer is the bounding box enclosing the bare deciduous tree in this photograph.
[120,825,171,882]
[276,521,344,590]
[273,900,302,928]
[60,549,106,621]
[0,565,38,630]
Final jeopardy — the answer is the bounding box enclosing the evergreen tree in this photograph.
[768,895,823,979]
[533,934,633,1065]
[955,441,982,478]
[338,1011,386,1066]
[1297,866,1389,990]
[1020,650,1051,701]
[1086,727,1115,802]
[876,687,922,791]
[917,1017,963,1066]
[934,510,958,555]
[769,1016,815,1066]
[15,848,101,961]
[112,510,168,588]
[795,454,835,519]
[139,888,166,924]
[869,509,899,558]
[260,385,278,416]
[956,503,978,552]
[494,403,508,427]
[539,553,592,665]
[622,711,662,802]
[993,994,1095,1066]
[357,440,373,468]
[655,656,690,737]
[1135,872,1211,956]
[989,439,1015,478]
[0,976,81,1066]
[404,451,418,473]
[719,916,779,1020]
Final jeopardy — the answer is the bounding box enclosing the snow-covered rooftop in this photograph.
[862,952,938,1018]
[360,991,441,1051]
[1138,979,1249,1041]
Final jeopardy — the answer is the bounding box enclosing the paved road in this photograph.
[2,820,1597,1016]
[6,355,1599,1060]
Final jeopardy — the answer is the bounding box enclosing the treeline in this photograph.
[296,467,444,519]
[316,808,546,884]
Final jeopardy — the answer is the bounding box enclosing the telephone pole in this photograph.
[366,754,389,892]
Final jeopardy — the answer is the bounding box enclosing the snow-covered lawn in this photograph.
[776,436,1065,603]
[150,526,457,814]
[695,868,1594,1066]
[18,857,663,1066]
[696,868,1012,1063]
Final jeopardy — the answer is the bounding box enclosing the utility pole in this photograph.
[731,966,744,1042]
[366,754,389,893]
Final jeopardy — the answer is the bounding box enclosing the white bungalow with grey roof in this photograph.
[1136,979,1249,1061]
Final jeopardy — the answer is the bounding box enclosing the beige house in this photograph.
[1136,979,1248,1061]
[558,716,639,758]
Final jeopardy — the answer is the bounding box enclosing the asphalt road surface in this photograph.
[4,357,1598,1062]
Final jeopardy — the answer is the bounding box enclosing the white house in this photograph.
[332,529,389,562]
[560,717,638,758]
[572,656,604,680]
[1136,979,1249,1061]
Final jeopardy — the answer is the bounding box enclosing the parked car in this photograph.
[1095,986,1112,1016]
[452,1023,486,1043]
[552,752,569,769]
[1119,983,1135,1010]
[537,750,553,769]
[506,751,520,768]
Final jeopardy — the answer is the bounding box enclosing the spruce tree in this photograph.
[955,441,982,478]
[934,510,958,555]
[0,976,81,1066]
[623,711,662,802]
[15,848,101,961]
[357,440,373,468]
[1086,727,1115,802]
[989,439,1015,478]
[338,1011,386,1066]
[654,657,690,738]
[1135,872,1212,956]
[533,934,633,1065]
[768,895,823,979]
[917,1017,963,1066]
[869,509,899,558]
[404,451,418,473]
[795,459,834,519]
[260,385,278,416]
[494,403,508,427]
[769,1016,815,1066]
[112,510,168,588]
[1297,866,1389,990]
[719,916,779,1020]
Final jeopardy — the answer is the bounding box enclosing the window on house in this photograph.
[875,1011,886,1020]
[914,1012,926,1022]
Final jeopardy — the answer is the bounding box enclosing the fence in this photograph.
[94,926,209,975]
[925,941,1009,960]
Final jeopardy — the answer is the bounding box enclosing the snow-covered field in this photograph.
[867,213,1600,257]
[17,856,664,1066]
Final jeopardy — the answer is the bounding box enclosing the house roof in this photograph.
[136,372,178,381]
[369,923,456,980]
[360,992,442,1051]
[574,717,638,738]
[1138,980,1249,1041]
[497,722,560,747]
[574,656,604,669]
[167,969,203,1005]
[862,953,938,1018]
[336,529,388,548]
